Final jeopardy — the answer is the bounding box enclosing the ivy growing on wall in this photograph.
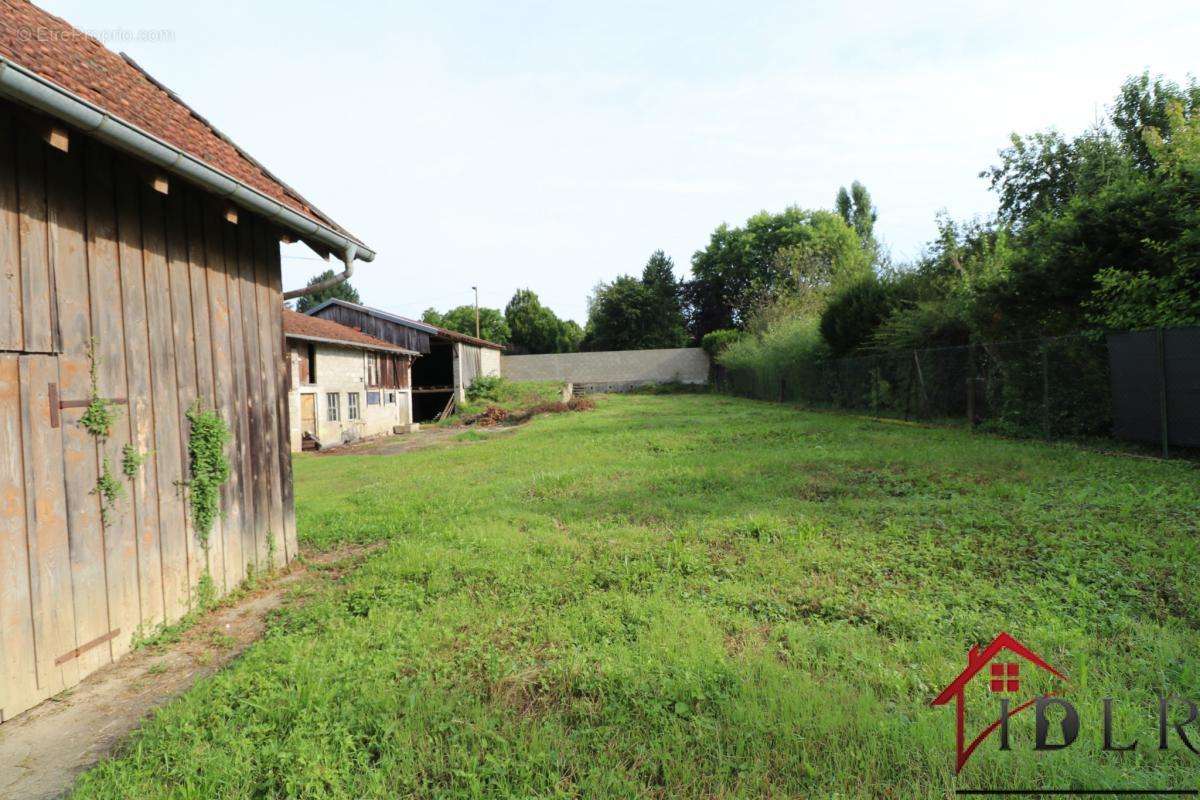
[185,400,231,545]
[80,338,126,524]
[121,443,149,479]
[80,338,120,439]
[92,457,124,526]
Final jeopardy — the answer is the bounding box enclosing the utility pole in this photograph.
[472,285,480,339]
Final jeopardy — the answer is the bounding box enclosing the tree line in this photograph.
[298,72,1198,357]
[716,71,1200,371]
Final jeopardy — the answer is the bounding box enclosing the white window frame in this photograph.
[348,392,361,421]
[327,392,340,422]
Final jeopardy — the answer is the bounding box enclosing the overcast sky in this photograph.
[40,1,1199,323]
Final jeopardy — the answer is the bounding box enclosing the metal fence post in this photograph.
[966,344,975,429]
[1157,327,1170,459]
[912,350,927,419]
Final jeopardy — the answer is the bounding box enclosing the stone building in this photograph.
[283,310,416,451]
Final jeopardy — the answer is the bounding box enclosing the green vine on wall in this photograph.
[122,443,149,479]
[79,338,121,439]
[185,400,232,546]
[81,338,127,525]
[92,457,124,526]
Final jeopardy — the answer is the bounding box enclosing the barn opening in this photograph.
[412,339,455,422]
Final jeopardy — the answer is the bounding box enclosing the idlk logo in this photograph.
[931,632,1200,775]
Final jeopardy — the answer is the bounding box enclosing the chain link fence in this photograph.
[718,331,1180,449]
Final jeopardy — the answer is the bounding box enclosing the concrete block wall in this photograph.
[500,347,709,386]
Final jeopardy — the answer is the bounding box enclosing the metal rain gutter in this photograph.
[0,56,375,263]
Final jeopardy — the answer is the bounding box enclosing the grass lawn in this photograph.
[72,394,1200,798]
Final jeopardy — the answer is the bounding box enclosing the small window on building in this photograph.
[367,353,380,387]
[386,391,396,405]
[348,392,361,420]
[366,391,381,406]
[305,343,317,384]
[327,392,340,422]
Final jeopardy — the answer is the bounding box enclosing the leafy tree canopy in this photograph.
[422,305,511,343]
[583,251,690,351]
[684,207,868,338]
[836,180,878,258]
[294,269,361,313]
[505,289,581,354]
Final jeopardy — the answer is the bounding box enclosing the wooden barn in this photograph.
[0,1,373,722]
[306,299,503,421]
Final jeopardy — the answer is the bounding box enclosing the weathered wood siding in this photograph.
[309,304,431,354]
[0,101,294,723]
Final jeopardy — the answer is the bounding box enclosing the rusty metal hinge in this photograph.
[48,382,128,428]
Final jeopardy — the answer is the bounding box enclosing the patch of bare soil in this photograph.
[0,544,380,800]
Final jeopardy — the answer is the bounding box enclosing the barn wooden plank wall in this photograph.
[0,101,295,723]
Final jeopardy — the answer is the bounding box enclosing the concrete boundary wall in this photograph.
[501,348,709,386]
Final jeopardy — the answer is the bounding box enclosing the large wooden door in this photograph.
[300,393,316,435]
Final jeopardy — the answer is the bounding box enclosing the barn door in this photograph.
[1,354,79,721]
[0,351,129,722]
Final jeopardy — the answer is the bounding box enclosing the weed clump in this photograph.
[92,457,124,525]
[122,444,149,479]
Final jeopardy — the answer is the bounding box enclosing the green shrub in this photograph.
[718,316,829,400]
[700,329,741,359]
[819,275,894,356]
[466,374,505,403]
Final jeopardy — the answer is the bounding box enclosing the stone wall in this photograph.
[501,348,709,388]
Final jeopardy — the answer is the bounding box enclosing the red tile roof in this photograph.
[0,0,360,244]
[283,309,415,354]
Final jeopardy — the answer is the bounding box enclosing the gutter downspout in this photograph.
[283,245,356,301]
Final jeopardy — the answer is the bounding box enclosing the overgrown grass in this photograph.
[71,395,1200,798]
[454,378,565,419]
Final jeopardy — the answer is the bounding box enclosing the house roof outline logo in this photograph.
[931,631,1069,773]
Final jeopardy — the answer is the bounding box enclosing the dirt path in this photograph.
[313,423,519,457]
[0,545,379,800]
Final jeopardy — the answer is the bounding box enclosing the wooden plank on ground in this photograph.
[47,125,112,676]
[252,223,285,567]
[0,354,40,721]
[236,219,268,567]
[184,195,224,594]
[19,355,79,694]
[114,167,164,633]
[163,186,200,604]
[15,122,55,352]
[139,180,189,622]
[221,217,255,578]
[0,110,23,351]
[83,141,141,659]
[202,199,241,591]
